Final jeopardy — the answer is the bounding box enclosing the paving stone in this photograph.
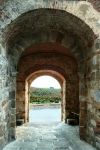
[3,123,96,150]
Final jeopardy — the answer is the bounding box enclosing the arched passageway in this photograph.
[7,8,95,143]
[16,50,79,125]
[17,70,65,123]
[29,75,62,123]
[1,5,100,149]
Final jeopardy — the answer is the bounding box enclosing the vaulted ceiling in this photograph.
[4,9,95,62]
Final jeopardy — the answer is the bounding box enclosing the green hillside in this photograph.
[30,87,61,104]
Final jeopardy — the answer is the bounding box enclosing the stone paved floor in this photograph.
[3,122,96,150]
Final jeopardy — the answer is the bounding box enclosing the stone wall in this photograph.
[0,44,9,150]
[86,39,100,148]
[0,44,16,150]
[78,39,100,149]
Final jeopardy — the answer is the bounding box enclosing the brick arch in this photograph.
[27,70,65,88]
[4,8,95,66]
[26,70,65,122]
[22,64,68,83]
[17,68,68,122]
[16,49,79,126]
[1,1,99,36]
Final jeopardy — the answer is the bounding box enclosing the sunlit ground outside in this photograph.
[29,107,61,123]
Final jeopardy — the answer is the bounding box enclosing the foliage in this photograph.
[30,87,61,104]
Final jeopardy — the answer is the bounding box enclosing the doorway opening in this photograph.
[29,75,62,123]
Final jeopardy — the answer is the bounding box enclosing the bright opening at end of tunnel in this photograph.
[29,76,61,123]
[31,75,61,89]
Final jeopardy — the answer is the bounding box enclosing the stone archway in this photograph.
[25,70,65,123]
[16,47,79,125]
[1,6,99,149]
[11,8,95,144]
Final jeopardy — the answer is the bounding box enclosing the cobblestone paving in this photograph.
[3,122,96,150]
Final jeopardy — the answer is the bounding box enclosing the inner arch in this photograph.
[24,70,66,123]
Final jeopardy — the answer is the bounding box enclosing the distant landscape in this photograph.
[30,87,61,104]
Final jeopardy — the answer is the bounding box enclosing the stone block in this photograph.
[96,70,100,80]
[80,110,87,119]
[95,102,100,109]
[80,101,87,108]
[96,121,100,127]
[87,103,92,111]
[79,118,86,126]
[9,128,15,141]
[90,120,96,127]
[96,135,100,150]
[11,100,15,108]
[0,124,5,137]
[9,91,15,100]
[94,128,100,134]
[10,122,16,128]
[10,114,16,123]
[94,90,100,102]
[1,100,7,108]
[96,142,100,150]
[0,136,6,148]
[11,108,16,115]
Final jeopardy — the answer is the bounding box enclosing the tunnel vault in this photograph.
[16,50,79,125]
[0,7,100,150]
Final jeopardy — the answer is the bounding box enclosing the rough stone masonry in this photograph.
[0,0,100,150]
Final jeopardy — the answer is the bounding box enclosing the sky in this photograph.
[31,75,61,89]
